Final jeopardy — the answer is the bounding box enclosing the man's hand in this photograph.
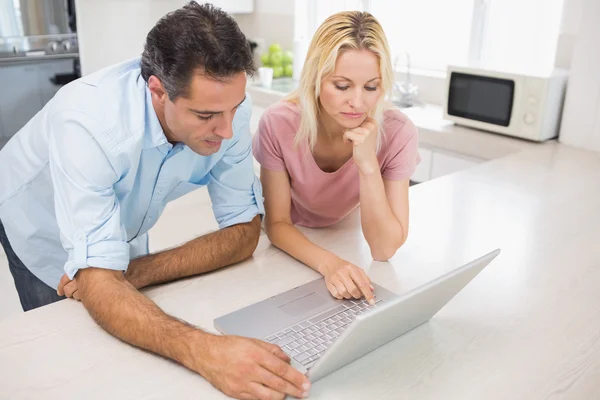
[65,266,307,400]
[57,273,81,300]
[196,335,310,399]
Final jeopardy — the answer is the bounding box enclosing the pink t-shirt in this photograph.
[253,101,420,228]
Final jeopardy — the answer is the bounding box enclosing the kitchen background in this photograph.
[0,0,598,151]
[0,0,599,320]
[0,0,79,148]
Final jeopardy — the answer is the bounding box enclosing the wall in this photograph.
[75,0,256,76]
[233,0,295,65]
[391,0,590,108]
[554,0,585,69]
[75,0,182,75]
[407,0,584,106]
[558,0,600,151]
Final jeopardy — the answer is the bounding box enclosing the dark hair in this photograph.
[140,2,256,99]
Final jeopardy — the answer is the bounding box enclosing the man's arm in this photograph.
[126,215,261,289]
[76,267,310,399]
[79,268,203,365]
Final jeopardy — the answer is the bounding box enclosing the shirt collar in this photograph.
[142,79,169,149]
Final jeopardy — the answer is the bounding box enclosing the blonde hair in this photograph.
[285,11,395,151]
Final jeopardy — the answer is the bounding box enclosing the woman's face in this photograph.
[319,48,383,130]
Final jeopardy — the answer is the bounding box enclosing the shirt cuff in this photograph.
[64,230,130,279]
[213,176,265,230]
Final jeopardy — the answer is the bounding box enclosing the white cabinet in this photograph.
[412,147,433,183]
[411,147,482,183]
[430,151,481,180]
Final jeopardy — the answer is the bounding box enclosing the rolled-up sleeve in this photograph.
[208,98,265,229]
[48,111,129,279]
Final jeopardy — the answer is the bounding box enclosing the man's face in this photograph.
[152,72,247,156]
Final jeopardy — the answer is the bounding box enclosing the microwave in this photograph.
[443,66,568,141]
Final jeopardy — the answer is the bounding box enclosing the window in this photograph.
[294,0,367,43]
[370,0,476,72]
[297,0,565,74]
[478,0,564,73]
[0,0,24,37]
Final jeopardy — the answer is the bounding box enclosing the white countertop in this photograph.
[1,142,599,399]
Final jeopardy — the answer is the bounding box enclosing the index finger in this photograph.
[349,267,375,305]
[259,350,311,394]
[57,274,71,296]
[253,339,291,363]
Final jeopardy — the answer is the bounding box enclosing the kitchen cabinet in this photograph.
[0,59,74,140]
[0,64,44,139]
[38,59,75,104]
[430,151,482,180]
[412,147,433,183]
[0,103,3,139]
[410,147,482,183]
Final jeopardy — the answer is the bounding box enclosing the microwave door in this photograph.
[447,72,515,127]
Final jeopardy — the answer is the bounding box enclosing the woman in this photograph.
[253,11,420,304]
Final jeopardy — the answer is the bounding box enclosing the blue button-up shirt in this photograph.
[0,58,264,289]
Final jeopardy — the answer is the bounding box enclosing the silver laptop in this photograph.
[214,249,500,382]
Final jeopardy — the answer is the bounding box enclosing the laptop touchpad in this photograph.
[278,292,325,316]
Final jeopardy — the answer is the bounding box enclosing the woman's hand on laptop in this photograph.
[197,335,310,399]
[318,257,376,305]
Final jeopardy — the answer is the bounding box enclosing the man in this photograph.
[0,3,310,399]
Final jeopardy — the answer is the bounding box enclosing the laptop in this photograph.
[214,249,500,382]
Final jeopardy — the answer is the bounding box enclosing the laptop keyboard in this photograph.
[265,298,384,368]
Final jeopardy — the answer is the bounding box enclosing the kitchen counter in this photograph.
[1,141,599,399]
